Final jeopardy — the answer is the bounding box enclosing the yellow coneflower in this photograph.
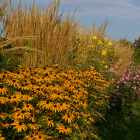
[34,134,47,140]
[0,83,9,96]
[56,123,72,135]
[5,78,20,88]
[45,134,53,139]
[49,92,63,100]
[11,120,27,133]
[27,121,41,130]
[89,66,95,70]
[50,103,61,113]
[89,117,94,122]
[31,86,45,96]
[72,123,79,129]
[82,102,88,110]
[58,102,69,111]
[62,113,75,124]
[81,112,90,118]
[28,114,36,122]
[53,135,64,140]
[68,85,75,91]
[102,95,110,98]
[13,109,29,120]
[41,117,54,127]
[0,133,5,140]
[36,100,53,110]
[95,102,102,106]
[84,118,91,125]
[8,94,21,103]
[90,94,98,98]
[17,93,33,102]
[0,121,10,129]
[72,111,80,116]
[75,114,81,119]
[72,98,79,104]
[22,103,34,112]
[0,113,6,120]
[0,70,11,79]
[16,82,32,91]
[35,128,43,135]
[81,133,87,138]
[24,133,35,140]
[0,96,8,104]
[90,133,98,139]
[52,63,59,69]
[6,95,18,103]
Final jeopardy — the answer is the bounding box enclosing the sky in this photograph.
[1,0,140,44]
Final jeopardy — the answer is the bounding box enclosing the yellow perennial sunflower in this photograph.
[98,40,102,45]
[104,65,108,69]
[90,44,94,47]
[108,42,112,45]
[92,36,97,40]
[104,38,107,41]
[102,50,106,56]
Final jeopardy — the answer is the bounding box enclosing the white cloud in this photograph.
[2,0,140,22]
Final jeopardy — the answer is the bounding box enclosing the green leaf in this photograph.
[3,44,13,50]
[22,39,34,55]
[25,42,32,48]
[0,54,5,62]
[0,68,5,72]
[20,62,26,68]
[6,57,15,65]
[0,37,6,42]
[0,11,5,16]
[22,49,34,55]
[23,39,31,46]
[11,49,20,53]
[13,53,23,57]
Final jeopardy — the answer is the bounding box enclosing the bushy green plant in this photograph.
[0,11,39,73]
[0,37,22,72]
[65,35,120,83]
[0,37,35,73]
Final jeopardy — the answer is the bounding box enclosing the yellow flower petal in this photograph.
[108,42,112,45]
[92,36,97,40]
[98,40,102,45]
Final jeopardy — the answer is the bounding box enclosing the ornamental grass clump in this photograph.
[106,61,140,116]
[0,64,110,140]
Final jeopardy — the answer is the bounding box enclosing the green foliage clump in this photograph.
[0,11,37,73]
